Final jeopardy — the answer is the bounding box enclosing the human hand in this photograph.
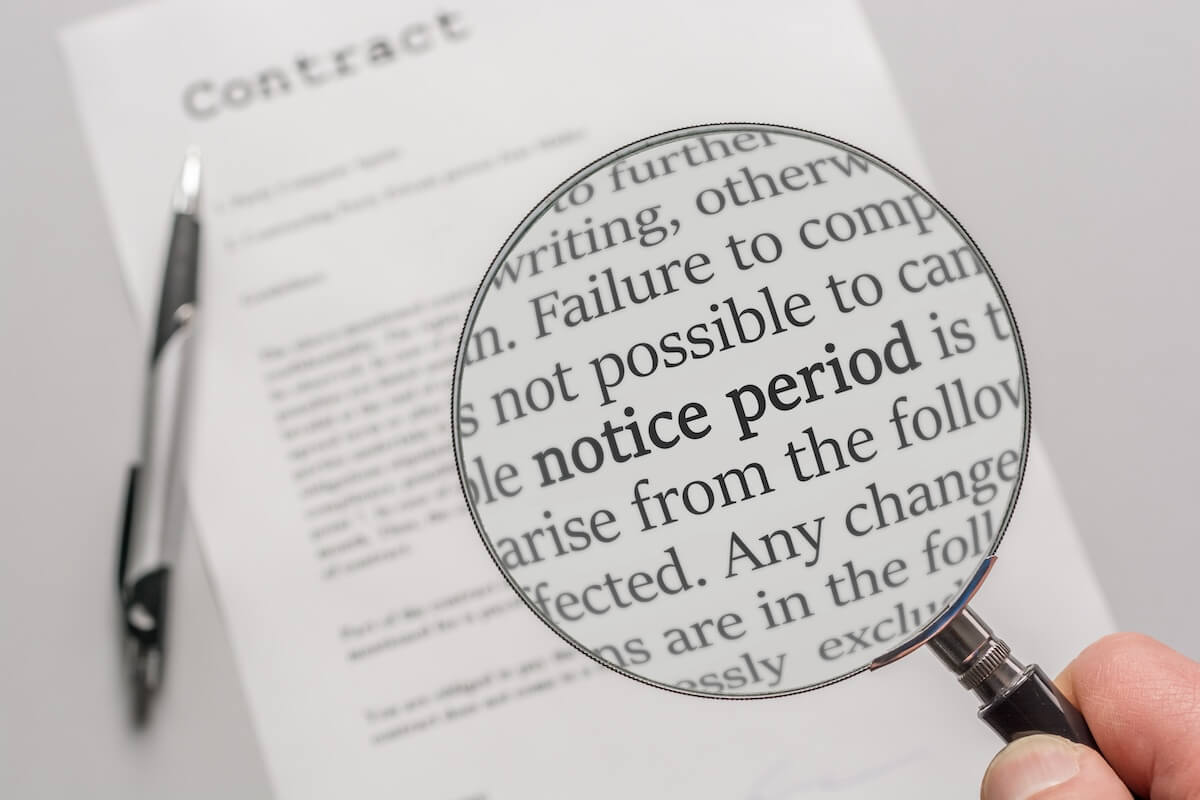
[980,633,1200,799]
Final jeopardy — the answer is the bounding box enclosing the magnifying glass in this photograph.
[451,123,1128,788]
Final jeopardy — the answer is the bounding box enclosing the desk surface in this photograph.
[3,1,1197,796]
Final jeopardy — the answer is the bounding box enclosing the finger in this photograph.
[981,734,1132,800]
[1055,632,1200,798]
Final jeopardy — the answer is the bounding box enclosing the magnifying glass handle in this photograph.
[930,607,1147,800]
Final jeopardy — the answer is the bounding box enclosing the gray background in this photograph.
[1,1,1196,796]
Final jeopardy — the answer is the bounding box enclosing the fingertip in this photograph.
[981,735,1130,800]
[1053,633,1161,705]
[982,735,1080,800]
[1074,632,1170,673]
[1057,633,1157,684]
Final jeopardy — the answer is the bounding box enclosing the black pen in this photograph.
[118,149,201,721]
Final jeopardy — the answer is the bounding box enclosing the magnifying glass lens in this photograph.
[454,124,1027,698]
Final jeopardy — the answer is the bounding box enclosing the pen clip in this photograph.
[117,464,140,593]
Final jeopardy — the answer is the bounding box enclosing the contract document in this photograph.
[61,1,1116,797]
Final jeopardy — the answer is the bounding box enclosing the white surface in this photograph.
[1,1,1196,797]
[66,3,1072,798]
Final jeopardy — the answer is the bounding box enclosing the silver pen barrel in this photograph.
[117,150,201,712]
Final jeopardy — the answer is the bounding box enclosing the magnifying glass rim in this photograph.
[451,121,1032,700]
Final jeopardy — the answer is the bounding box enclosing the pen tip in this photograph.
[173,148,202,214]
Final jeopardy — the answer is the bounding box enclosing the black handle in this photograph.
[981,664,1147,800]
[980,664,1095,746]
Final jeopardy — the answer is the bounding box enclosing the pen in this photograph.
[118,149,202,720]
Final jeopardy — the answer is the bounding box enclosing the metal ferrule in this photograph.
[928,606,1027,705]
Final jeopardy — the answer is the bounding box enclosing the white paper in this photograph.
[61,1,1116,797]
